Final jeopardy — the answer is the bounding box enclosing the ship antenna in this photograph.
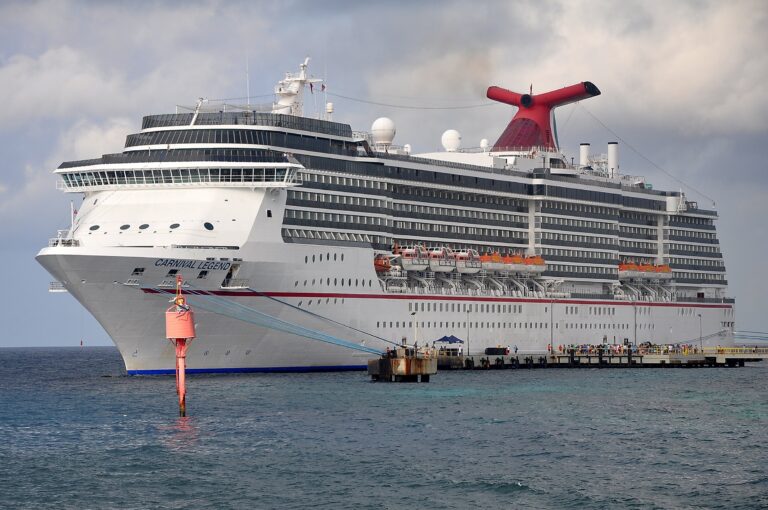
[246,54,250,109]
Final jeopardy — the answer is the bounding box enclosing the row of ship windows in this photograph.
[542,217,616,230]
[303,252,345,263]
[126,129,353,154]
[303,172,390,190]
[396,186,527,206]
[619,240,657,251]
[287,210,392,226]
[541,232,615,245]
[667,229,717,240]
[547,264,616,275]
[670,215,715,226]
[294,277,374,288]
[668,257,724,268]
[289,190,389,209]
[673,272,726,281]
[61,167,290,187]
[540,248,616,260]
[376,321,645,331]
[667,243,721,254]
[565,306,618,315]
[87,222,215,233]
[297,298,347,307]
[282,228,389,246]
[620,226,656,236]
[541,201,616,216]
[396,204,528,224]
[409,302,529,314]
[395,222,527,238]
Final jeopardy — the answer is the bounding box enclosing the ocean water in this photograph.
[1,347,766,510]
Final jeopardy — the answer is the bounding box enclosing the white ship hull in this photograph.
[37,242,735,374]
[35,60,736,374]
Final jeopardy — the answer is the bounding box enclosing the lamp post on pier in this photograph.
[698,313,703,352]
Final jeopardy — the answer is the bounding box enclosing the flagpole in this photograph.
[70,200,74,234]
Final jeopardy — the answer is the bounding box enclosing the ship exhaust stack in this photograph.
[487,82,600,151]
[165,275,196,417]
[608,142,619,178]
[579,143,590,168]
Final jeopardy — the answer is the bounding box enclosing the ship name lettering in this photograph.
[154,258,231,271]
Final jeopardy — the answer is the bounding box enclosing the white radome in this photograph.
[371,117,396,145]
[441,129,461,152]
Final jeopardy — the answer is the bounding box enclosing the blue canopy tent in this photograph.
[435,335,464,344]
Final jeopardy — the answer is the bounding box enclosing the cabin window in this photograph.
[89,225,100,231]
[204,222,214,231]
[139,224,149,230]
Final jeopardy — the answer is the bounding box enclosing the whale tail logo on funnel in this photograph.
[487,82,600,151]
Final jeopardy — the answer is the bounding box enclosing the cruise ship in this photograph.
[37,59,735,374]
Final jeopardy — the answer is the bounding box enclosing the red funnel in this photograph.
[487,82,600,150]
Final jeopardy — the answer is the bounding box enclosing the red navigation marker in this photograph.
[165,275,196,417]
[487,82,601,150]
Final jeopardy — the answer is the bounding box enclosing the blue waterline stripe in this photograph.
[127,364,368,375]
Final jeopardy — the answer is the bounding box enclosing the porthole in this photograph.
[305,256,308,264]
[204,222,214,231]
[312,255,315,263]
[89,225,100,231]
[334,254,337,261]
[139,224,149,230]
[341,254,344,261]
[120,224,130,230]
[170,223,180,229]
[320,254,323,262]
[334,278,337,285]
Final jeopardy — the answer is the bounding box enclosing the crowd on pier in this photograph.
[551,342,704,356]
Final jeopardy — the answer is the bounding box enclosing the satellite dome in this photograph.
[480,138,489,151]
[371,117,396,145]
[441,129,461,152]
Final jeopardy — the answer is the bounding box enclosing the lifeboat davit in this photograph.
[480,252,504,272]
[453,249,482,274]
[428,247,456,272]
[396,245,429,271]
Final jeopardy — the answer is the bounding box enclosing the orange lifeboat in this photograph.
[374,255,392,272]
[523,255,546,273]
[480,251,504,272]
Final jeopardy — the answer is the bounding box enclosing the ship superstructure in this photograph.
[37,59,735,373]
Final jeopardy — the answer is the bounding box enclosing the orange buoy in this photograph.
[165,275,195,417]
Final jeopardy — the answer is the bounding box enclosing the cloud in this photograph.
[0,117,133,229]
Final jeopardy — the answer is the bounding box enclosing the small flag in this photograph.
[321,84,326,92]
[309,83,314,94]
[73,209,78,216]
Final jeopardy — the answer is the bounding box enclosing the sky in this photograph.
[0,0,766,347]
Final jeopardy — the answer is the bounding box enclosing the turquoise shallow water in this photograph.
[1,347,766,509]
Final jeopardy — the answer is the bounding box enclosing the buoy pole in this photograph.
[165,275,196,417]
[175,337,189,416]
